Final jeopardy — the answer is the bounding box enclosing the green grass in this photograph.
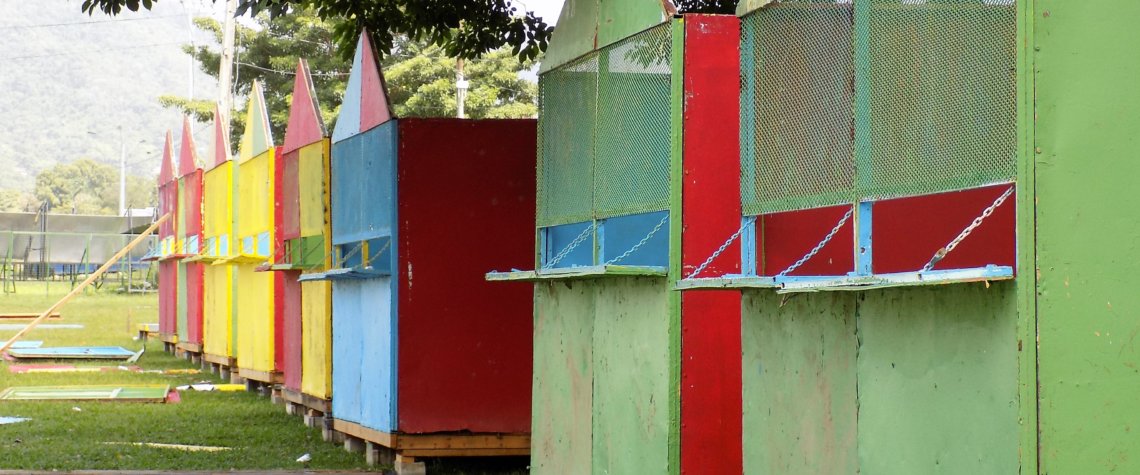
[0,281,374,471]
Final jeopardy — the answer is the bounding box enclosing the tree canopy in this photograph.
[161,10,538,141]
[81,0,738,61]
[33,159,156,215]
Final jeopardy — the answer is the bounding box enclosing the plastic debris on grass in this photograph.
[0,324,82,330]
[175,383,245,392]
[104,442,233,452]
[0,416,29,424]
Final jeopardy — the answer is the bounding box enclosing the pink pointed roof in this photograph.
[178,116,200,177]
[159,130,175,184]
[282,59,328,154]
[211,103,232,169]
[358,31,393,131]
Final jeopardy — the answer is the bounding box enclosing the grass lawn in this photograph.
[0,280,375,472]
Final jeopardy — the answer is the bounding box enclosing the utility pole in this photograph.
[218,0,239,119]
[119,125,126,216]
[456,58,468,119]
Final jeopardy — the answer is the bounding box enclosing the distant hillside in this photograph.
[0,0,218,192]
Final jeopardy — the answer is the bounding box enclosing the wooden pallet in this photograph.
[331,418,529,458]
[0,313,60,319]
[200,352,235,367]
[281,387,331,414]
[175,341,202,354]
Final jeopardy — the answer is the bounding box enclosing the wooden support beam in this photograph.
[0,214,170,354]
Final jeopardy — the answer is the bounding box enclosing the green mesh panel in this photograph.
[594,23,673,218]
[861,0,1017,200]
[537,23,672,226]
[740,0,1016,214]
[741,1,855,215]
[537,55,599,227]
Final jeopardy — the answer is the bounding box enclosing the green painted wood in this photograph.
[531,282,594,475]
[856,283,1018,474]
[736,0,771,17]
[592,277,670,475]
[1013,0,1037,471]
[742,290,858,475]
[665,18,684,475]
[176,261,188,342]
[1034,2,1140,472]
[485,265,667,282]
[597,0,669,49]
[539,0,600,73]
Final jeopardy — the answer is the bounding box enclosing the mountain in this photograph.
[0,0,219,192]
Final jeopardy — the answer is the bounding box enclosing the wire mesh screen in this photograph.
[537,55,598,226]
[740,0,1016,214]
[537,22,672,227]
[862,0,1016,199]
[594,24,673,218]
[742,1,855,215]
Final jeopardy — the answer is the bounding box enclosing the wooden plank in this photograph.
[333,418,396,447]
[237,367,282,384]
[0,214,170,354]
[201,352,235,367]
[400,448,530,457]
[283,387,332,413]
[395,433,530,450]
[0,313,61,320]
[176,342,202,353]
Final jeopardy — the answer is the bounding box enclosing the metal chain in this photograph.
[922,186,1015,271]
[543,222,595,269]
[685,221,749,280]
[777,208,854,277]
[362,239,392,268]
[605,215,669,265]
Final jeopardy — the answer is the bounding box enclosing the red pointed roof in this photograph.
[211,103,232,169]
[159,130,175,184]
[178,116,199,177]
[282,59,327,153]
[358,30,393,131]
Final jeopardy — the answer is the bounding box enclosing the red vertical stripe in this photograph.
[680,15,744,475]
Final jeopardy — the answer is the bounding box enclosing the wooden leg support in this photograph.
[395,454,426,475]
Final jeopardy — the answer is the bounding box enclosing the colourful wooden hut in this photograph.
[175,118,205,357]
[267,60,333,416]
[669,0,1112,473]
[153,131,179,351]
[218,81,281,385]
[306,32,535,469]
[484,5,742,473]
[195,104,239,375]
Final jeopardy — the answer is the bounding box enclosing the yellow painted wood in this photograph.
[298,141,327,237]
[300,280,332,399]
[301,138,331,400]
[234,147,276,375]
[237,152,273,240]
[202,161,235,359]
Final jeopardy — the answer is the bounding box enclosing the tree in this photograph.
[32,159,157,215]
[385,42,537,119]
[81,0,554,61]
[161,10,538,139]
[0,190,39,213]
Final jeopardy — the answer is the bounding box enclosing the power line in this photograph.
[0,42,185,61]
[0,14,185,30]
[236,61,347,77]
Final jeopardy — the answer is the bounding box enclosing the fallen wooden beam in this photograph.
[0,313,61,320]
[0,214,170,354]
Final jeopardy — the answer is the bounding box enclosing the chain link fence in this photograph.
[741,0,1016,215]
[537,22,673,227]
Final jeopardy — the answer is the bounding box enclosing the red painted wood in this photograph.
[760,204,854,276]
[158,261,177,337]
[210,104,232,170]
[396,119,534,434]
[159,132,176,239]
[679,15,743,475]
[358,31,393,130]
[281,270,303,391]
[282,60,326,154]
[178,118,198,177]
[872,183,1016,274]
[279,150,301,241]
[273,145,286,373]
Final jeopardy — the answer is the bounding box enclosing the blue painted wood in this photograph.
[331,39,364,143]
[331,280,363,424]
[361,277,398,431]
[741,216,758,276]
[331,122,397,246]
[542,221,594,268]
[856,201,873,276]
[599,210,670,267]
